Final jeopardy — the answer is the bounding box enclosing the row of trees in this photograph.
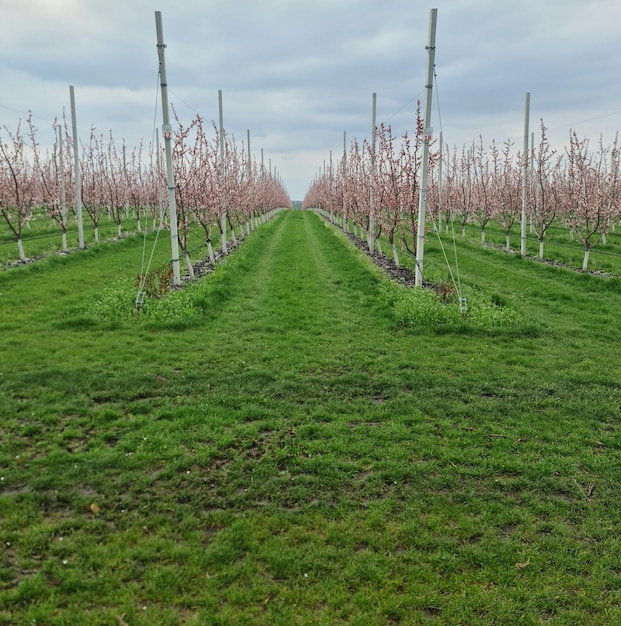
[169,112,290,278]
[303,110,620,271]
[0,112,291,265]
[303,108,431,269]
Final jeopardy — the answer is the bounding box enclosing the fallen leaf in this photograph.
[90,503,100,514]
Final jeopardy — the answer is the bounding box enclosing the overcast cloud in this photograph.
[1,0,620,199]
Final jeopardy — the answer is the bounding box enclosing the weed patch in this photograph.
[382,280,525,331]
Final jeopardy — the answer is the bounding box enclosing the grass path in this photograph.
[1,211,621,624]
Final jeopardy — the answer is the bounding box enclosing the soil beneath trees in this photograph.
[187,238,242,280]
[3,217,615,283]
[343,231,421,287]
[342,224,617,284]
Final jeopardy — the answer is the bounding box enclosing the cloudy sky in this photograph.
[1,0,620,200]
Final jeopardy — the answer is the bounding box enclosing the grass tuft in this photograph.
[382,280,526,331]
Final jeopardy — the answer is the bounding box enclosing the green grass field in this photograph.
[1,210,621,624]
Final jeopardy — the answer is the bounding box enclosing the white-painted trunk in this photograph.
[230,226,238,246]
[462,226,466,237]
[569,228,574,241]
[582,249,590,272]
[376,239,383,257]
[207,242,215,264]
[246,222,251,236]
[117,223,122,239]
[602,232,607,246]
[505,234,511,251]
[94,227,99,243]
[137,217,142,233]
[61,232,68,253]
[539,239,544,259]
[480,229,486,244]
[184,251,194,279]
[392,243,400,268]
[17,238,26,262]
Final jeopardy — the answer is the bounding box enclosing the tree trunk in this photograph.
[480,228,486,244]
[17,238,26,262]
[392,242,400,268]
[62,231,68,253]
[539,238,544,260]
[582,248,590,272]
[183,251,194,279]
[207,242,215,264]
[117,223,122,239]
[94,227,99,243]
[505,233,511,252]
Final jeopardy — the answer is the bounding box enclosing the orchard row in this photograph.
[303,109,620,272]
[0,112,291,266]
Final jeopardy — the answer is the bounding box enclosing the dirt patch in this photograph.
[344,231,421,287]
